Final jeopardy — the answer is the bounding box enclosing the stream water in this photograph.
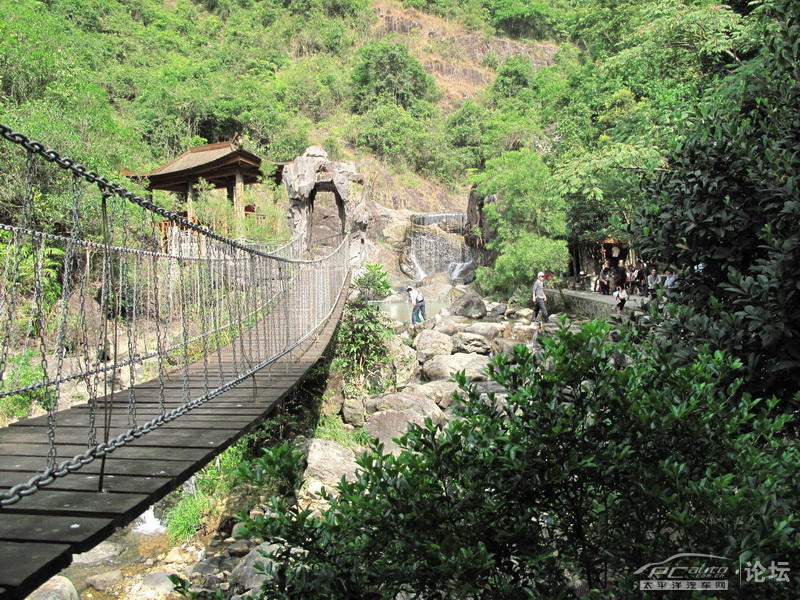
[370,300,448,324]
[60,506,171,599]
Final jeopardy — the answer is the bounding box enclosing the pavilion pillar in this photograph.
[186,180,197,221]
[233,172,245,221]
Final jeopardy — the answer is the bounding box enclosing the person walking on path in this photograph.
[532,271,549,323]
[407,286,426,324]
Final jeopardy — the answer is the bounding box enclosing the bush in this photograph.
[476,231,567,297]
[354,264,392,301]
[491,55,536,100]
[331,265,393,382]
[241,321,799,599]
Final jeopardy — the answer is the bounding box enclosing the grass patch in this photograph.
[163,437,249,542]
[314,414,372,451]
[165,491,215,542]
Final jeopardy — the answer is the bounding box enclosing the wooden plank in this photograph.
[133,380,304,390]
[0,429,240,449]
[0,444,212,462]
[0,456,196,478]
[13,413,258,428]
[0,542,72,591]
[0,489,151,519]
[63,396,281,408]
[0,472,170,495]
[0,514,114,550]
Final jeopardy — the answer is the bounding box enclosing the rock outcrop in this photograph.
[281,147,365,257]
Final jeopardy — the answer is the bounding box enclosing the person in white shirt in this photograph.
[646,268,661,299]
[407,286,426,324]
[613,285,629,311]
[531,271,549,323]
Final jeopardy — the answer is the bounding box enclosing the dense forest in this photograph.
[1,0,799,597]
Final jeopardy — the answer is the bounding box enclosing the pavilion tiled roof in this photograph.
[123,139,285,192]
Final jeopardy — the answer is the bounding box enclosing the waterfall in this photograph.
[406,213,474,281]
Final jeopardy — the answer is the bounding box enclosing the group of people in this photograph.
[596,262,678,311]
[404,262,677,326]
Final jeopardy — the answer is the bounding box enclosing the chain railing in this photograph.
[0,125,350,506]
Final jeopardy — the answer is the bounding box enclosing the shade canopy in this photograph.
[123,139,280,193]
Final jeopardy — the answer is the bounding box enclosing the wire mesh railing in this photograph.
[0,125,350,506]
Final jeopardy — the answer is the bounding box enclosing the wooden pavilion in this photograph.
[123,135,279,222]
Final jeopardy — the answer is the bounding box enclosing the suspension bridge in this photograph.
[0,125,352,599]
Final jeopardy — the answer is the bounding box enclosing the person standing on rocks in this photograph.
[407,286,426,324]
[532,271,549,324]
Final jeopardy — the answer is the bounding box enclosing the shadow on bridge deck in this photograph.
[0,276,349,600]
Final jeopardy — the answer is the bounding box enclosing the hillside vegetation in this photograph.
[0,0,767,253]
[0,0,556,216]
[1,0,797,392]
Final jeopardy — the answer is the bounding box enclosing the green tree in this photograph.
[351,40,437,113]
[471,149,568,294]
[491,55,536,101]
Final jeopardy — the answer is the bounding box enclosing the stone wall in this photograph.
[559,291,617,320]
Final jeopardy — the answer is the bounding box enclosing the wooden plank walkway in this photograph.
[0,275,349,599]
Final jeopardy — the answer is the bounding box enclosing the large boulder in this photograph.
[433,315,471,335]
[413,329,454,363]
[464,322,504,340]
[451,332,491,355]
[320,371,346,417]
[413,380,462,408]
[230,543,283,591]
[450,292,486,319]
[72,541,124,565]
[300,438,359,491]
[422,353,491,382]
[514,308,534,321]
[364,410,427,454]
[491,337,522,358]
[366,392,446,425]
[421,272,453,288]
[382,218,412,246]
[511,323,538,343]
[487,303,508,319]
[373,336,420,387]
[417,281,456,305]
[342,392,366,427]
[28,577,79,600]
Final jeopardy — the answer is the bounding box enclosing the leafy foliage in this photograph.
[354,264,392,300]
[631,0,800,399]
[471,149,568,294]
[331,266,393,381]
[236,442,306,498]
[0,350,56,423]
[351,40,437,113]
[241,321,800,599]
